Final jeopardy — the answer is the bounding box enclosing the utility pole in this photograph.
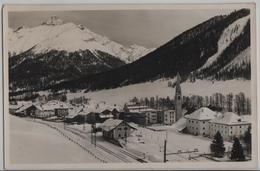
[164,140,167,163]
[124,114,127,144]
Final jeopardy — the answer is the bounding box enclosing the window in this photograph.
[203,121,205,124]
[231,126,232,129]
[203,127,205,130]
[118,134,121,138]
[240,126,242,128]
[118,128,122,130]
[124,127,128,130]
[230,131,232,134]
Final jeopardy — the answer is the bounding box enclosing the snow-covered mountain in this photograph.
[9,9,251,94]
[48,9,251,93]
[8,16,153,63]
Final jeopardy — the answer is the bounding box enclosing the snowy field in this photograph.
[64,118,233,163]
[9,115,100,164]
[126,118,233,162]
[66,79,251,106]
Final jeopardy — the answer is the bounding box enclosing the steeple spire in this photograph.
[175,72,182,121]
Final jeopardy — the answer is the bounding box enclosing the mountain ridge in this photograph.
[8,16,154,63]
[48,8,251,92]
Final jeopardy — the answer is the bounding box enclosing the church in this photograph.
[175,72,183,121]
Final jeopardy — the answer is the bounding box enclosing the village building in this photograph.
[209,112,251,141]
[9,103,23,114]
[65,106,86,124]
[14,104,42,117]
[85,102,122,123]
[13,100,71,118]
[123,104,158,125]
[185,107,219,136]
[102,118,137,141]
[34,100,70,118]
[162,110,176,125]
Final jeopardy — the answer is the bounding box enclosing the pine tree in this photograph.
[230,137,246,161]
[210,131,226,157]
[243,127,251,156]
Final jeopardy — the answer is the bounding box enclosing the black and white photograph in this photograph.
[2,4,258,170]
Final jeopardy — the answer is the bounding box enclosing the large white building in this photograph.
[209,112,251,141]
[184,107,219,136]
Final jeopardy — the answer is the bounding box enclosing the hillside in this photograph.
[49,9,251,92]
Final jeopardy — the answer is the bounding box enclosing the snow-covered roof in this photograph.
[99,114,113,119]
[102,118,136,132]
[83,101,122,114]
[127,105,148,110]
[184,107,217,121]
[127,105,157,113]
[37,100,71,111]
[9,104,23,110]
[66,107,84,118]
[102,119,124,131]
[210,112,251,125]
[15,104,34,113]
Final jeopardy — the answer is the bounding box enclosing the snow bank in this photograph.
[9,115,100,164]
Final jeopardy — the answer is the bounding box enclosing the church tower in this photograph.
[175,72,182,121]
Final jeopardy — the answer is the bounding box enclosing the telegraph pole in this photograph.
[124,114,127,144]
[164,140,167,163]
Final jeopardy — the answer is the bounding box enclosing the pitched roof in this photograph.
[36,101,71,111]
[101,118,137,132]
[9,104,23,110]
[15,104,34,113]
[210,112,251,125]
[184,107,217,120]
[102,119,124,131]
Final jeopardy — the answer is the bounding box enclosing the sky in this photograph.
[8,9,234,48]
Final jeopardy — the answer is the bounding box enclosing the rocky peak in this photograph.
[41,16,64,26]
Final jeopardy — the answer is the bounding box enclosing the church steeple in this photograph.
[175,72,182,121]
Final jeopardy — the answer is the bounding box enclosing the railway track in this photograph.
[65,126,135,163]
[66,126,148,163]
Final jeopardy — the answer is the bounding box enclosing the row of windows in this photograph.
[188,120,205,124]
[211,124,247,129]
[188,126,205,130]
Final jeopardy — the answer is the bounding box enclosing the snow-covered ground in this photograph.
[66,79,251,106]
[9,115,100,164]
[64,118,233,162]
[126,118,233,162]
